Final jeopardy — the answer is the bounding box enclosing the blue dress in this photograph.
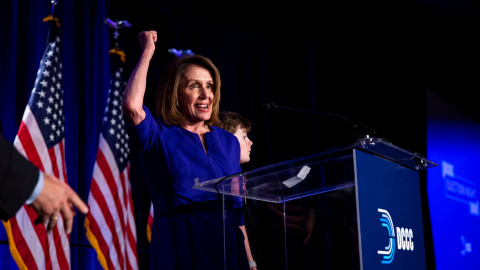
[128,106,248,270]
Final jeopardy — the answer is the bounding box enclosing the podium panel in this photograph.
[193,138,436,270]
[354,149,427,269]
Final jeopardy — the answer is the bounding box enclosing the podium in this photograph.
[193,138,437,270]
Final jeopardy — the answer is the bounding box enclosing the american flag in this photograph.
[146,203,153,243]
[84,58,139,270]
[1,35,71,269]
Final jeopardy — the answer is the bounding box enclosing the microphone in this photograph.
[260,103,378,139]
[261,103,348,120]
[261,103,278,111]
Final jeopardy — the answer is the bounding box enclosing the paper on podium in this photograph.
[282,166,311,188]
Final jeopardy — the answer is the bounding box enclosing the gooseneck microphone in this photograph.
[261,103,378,140]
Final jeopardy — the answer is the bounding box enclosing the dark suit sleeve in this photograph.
[0,132,39,221]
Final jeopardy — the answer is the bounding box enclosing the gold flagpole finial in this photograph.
[43,0,60,28]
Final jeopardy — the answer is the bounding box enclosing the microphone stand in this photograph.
[261,103,378,140]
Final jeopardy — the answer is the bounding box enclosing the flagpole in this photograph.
[50,0,58,15]
[42,0,60,44]
[105,18,132,63]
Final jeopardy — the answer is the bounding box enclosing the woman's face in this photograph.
[178,64,214,124]
[233,126,253,164]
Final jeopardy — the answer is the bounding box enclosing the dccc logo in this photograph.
[377,208,414,264]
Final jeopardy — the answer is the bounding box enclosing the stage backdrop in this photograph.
[427,88,480,269]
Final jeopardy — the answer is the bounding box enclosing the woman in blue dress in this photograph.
[122,30,253,270]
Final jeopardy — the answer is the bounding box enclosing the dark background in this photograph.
[112,0,480,164]
[2,0,480,269]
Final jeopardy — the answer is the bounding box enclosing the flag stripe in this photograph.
[15,206,43,269]
[126,219,137,266]
[120,173,129,270]
[8,210,37,270]
[48,146,60,180]
[90,176,124,266]
[120,171,128,221]
[97,147,127,231]
[57,211,71,265]
[52,227,69,269]
[85,195,117,269]
[125,168,138,270]
[15,106,53,173]
[16,120,45,172]
[25,204,52,270]
[47,231,59,270]
[125,183,137,270]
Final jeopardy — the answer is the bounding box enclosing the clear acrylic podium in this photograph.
[193,138,437,270]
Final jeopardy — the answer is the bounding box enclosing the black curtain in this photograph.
[113,0,434,166]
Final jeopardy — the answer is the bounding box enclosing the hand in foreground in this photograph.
[138,30,157,55]
[31,173,89,234]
